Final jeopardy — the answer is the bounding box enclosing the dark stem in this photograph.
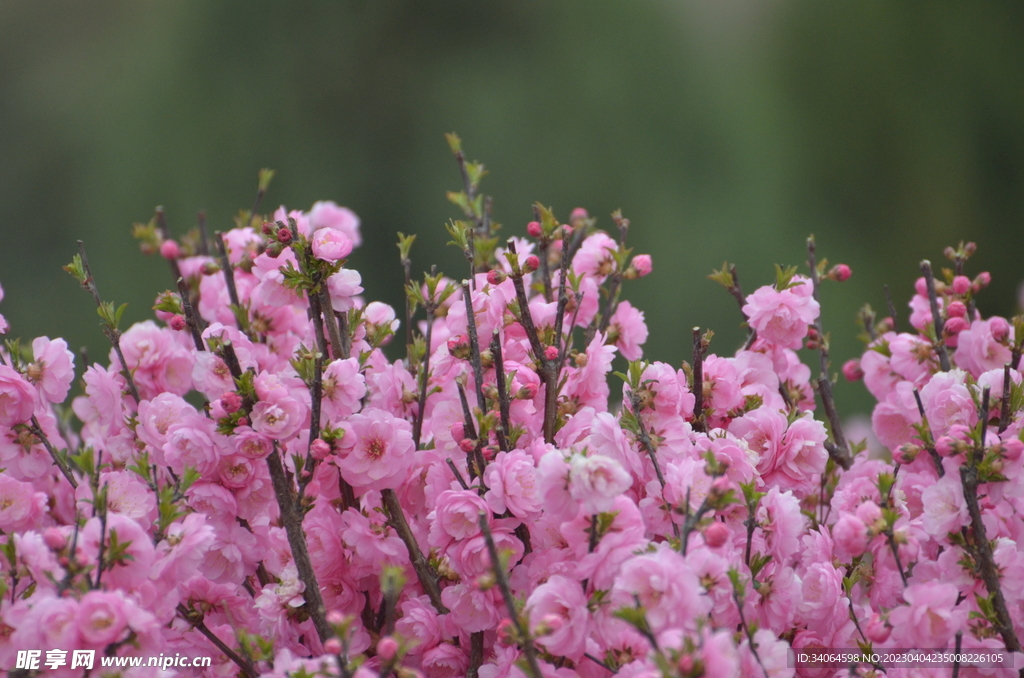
[29,416,77,489]
[446,458,470,490]
[266,447,331,643]
[402,254,414,351]
[732,584,768,678]
[76,241,141,405]
[920,260,951,371]
[196,210,210,257]
[381,488,448,614]
[1000,362,1013,434]
[691,328,708,432]
[319,287,345,361]
[412,304,436,451]
[177,604,258,678]
[884,284,899,333]
[807,237,852,470]
[886,529,908,586]
[215,232,242,313]
[155,207,184,285]
[176,277,206,352]
[490,331,511,453]
[467,631,485,678]
[462,281,488,414]
[337,311,352,359]
[912,388,945,477]
[478,514,544,678]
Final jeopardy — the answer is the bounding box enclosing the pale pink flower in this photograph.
[0,474,46,531]
[27,336,75,403]
[321,358,365,422]
[428,489,491,550]
[888,581,966,648]
[572,231,618,282]
[742,276,819,349]
[394,595,443,654]
[312,227,353,263]
[608,300,647,361]
[921,472,968,536]
[919,368,977,436]
[308,200,362,246]
[955,317,1013,377]
[526,574,590,661]
[831,512,869,561]
[568,453,632,514]
[485,450,542,520]
[335,408,414,492]
[76,591,129,647]
[0,364,35,426]
[612,545,710,633]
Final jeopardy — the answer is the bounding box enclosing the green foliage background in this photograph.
[2,2,1023,417]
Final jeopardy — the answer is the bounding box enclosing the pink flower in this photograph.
[421,642,469,678]
[921,473,968,536]
[308,200,362,247]
[251,395,307,440]
[526,575,590,661]
[609,300,648,361]
[321,358,365,422]
[76,591,128,646]
[955,318,1013,377]
[335,408,414,492]
[428,489,491,550]
[312,227,354,263]
[394,595,442,654]
[612,545,710,633]
[831,512,869,561]
[0,364,35,426]
[631,254,653,277]
[485,450,542,520]
[572,232,618,282]
[888,581,966,648]
[919,369,977,436]
[568,453,632,514]
[0,475,46,531]
[742,276,819,349]
[162,412,223,476]
[28,336,75,403]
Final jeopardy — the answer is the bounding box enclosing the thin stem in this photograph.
[479,514,543,678]
[412,304,436,451]
[691,328,708,432]
[177,604,257,678]
[467,631,485,678]
[1000,362,1013,434]
[807,237,852,470]
[337,311,352,359]
[732,583,768,678]
[912,388,945,477]
[215,233,242,313]
[381,488,448,614]
[462,281,488,413]
[155,207,184,284]
[177,278,206,352]
[446,458,470,490]
[491,331,511,453]
[920,260,951,371]
[319,287,345,360]
[884,284,899,333]
[76,241,141,405]
[29,416,77,489]
[266,447,331,643]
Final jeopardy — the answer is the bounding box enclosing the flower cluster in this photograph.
[1,146,1023,678]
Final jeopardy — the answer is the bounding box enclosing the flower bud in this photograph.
[702,521,730,548]
[975,271,992,288]
[1002,439,1024,461]
[952,275,971,295]
[324,638,343,654]
[43,527,66,550]
[497,618,516,646]
[159,239,181,260]
[262,222,275,235]
[934,436,956,457]
[516,383,538,400]
[534,613,564,636]
[459,438,477,453]
[326,611,346,625]
[946,300,967,318]
[311,438,332,460]
[486,269,506,286]
[570,207,589,223]
[829,264,851,281]
[377,636,399,661]
[169,314,187,331]
[892,444,919,464]
[523,255,540,273]
[865,614,891,643]
[991,316,1010,342]
[544,345,559,361]
[201,262,221,276]
[943,316,968,335]
[276,227,292,244]
[526,221,542,238]
[450,422,465,443]
[236,416,249,427]
[631,254,653,278]
[221,392,242,414]
[842,359,864,381]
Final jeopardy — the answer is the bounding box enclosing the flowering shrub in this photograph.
[2,138,1024,678]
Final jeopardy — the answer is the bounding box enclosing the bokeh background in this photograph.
[2,1,1023,417]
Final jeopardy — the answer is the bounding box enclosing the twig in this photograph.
[381,488,448,614]
[479,514,543,678]
[177,604,257,678]
[807,237,852,469]
[1000,362,1013,434]
[912,388,944,477]
[446,458,470,490]
[29,416,77,489]
[691,328,709,432]
[75,241,141,405]
[884,284,899,333]
[266,447,331,643]
[920,261,951,371]
[467,631,485,678]
[462,281,488,413]
[319,287,345,360]
[490,331,511,453]
[412,303,436,451]
[215,233,242,313]
[177,277,206,352]
[154,207,183,284]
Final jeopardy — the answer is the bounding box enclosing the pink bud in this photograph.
[169,314,187,331]
[459,438,477,453]
[497,618,516,645]
[526,221,542,238]
[943,316,969,335]
[324,638,343,654]
[482,444,499,461]
[544,345,559,361]
[43,527,66,550]
[537,613,564,635]
[276,227,292,244]
[159,239,181,260]
[1002,439,1024,461]
[221,392,242,414]
[486,269,506,286]
[830,264,852,281]
[865,614,891,643]
[855,501,882,526]
[632,254,653,277]
[951,275,970,295]
[523,255,540,273]
[447,334,468,352]
[914,277,928,296]
[975,271,992,288]
[703,521,730,548]
[842,359,864,381]
[377,636,399,661]
[516,383,538,400]
[934,436,956,457]
[236,416,249,427]
[892,444,918,464]
[946,300,967,318]
[450,422,465,442]
[311,438,331,460]
[261,222,275,235]
[570,207,589,222]
[326,611,346,625]
[991,316,1010,342]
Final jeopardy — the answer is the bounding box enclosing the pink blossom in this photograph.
[0,364,35,426]
[0,475,46,531]
[526,575,590,661]
[485,450,542,519]
[76,591,129,646]
[312,227,354,263]
[955,317,1013,377]
[609,300,648,361]
[742,276,819,349]
[888,581,966,648]
[612,545,710,633]
[308,200,362,246]
[336,408,414,492]
[321,358,365,421]
[428,489,491,550]
[28,336,75,403]
[572,232,618,282]
[631,254,653,277]
[921,472,968,536]
[831,512,869,561]
[568,453,632,514]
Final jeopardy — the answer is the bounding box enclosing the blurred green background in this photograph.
[2,1,1023,416]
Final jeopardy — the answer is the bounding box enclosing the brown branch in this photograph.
[176,277,206,352]
[490,331,511,453]
[177,604,257,678]
[214,232,242,313]
[920,261,951,371]
[381,488,448,615]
